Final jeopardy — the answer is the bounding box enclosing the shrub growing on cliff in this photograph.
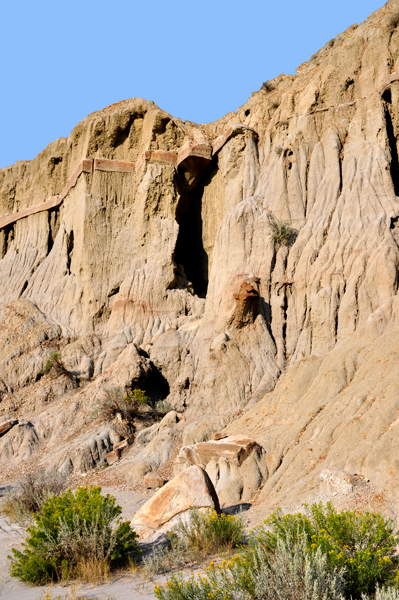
[2,467,69,525]
[8,486,139,584]
[251,502,399,599]
[39,352,72,379]
[92,387,150,436]
[267,212,297,247]
[261,80,274,92]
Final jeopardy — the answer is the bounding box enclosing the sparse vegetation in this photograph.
[144,508,244,575]
[261,80,274,92]
[9,486,140,584]
[153,399,172,417]
[39,352,71,379]
[270,96,281,108]
[274,145,283,155]
[92,387,150,437]
[2,467,69,525]
[267,212,297,247]
[36,587,89,600]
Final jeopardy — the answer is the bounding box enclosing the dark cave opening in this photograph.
[135,361,170,404]
[174,181,209,298]
[383,88,392,104]
[384,104,399,196]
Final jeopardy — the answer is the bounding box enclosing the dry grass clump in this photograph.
[37,586,94,600]
[92,387,150,437]
[143,508,244,575]
[261,80,274,92]
[267,212,297,247]
[2,467,68,525]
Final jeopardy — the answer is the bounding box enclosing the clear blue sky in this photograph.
[0,0,385,169]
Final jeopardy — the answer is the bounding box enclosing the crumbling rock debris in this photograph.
[319,467,368,496]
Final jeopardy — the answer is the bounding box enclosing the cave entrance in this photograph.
[175,181,209,298]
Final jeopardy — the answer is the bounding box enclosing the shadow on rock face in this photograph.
[222,502,252,515]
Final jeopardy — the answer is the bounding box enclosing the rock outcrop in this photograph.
[176,436,268,506]
[1,1,399,521]
[131,465,220,539]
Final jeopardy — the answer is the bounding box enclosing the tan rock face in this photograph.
[2,1,399,520]
[131,465,220,538]
[143,472,165,489]
[177,436,268,506]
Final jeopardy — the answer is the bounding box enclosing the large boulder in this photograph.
[176,435,268,506]
[131,465,220,540]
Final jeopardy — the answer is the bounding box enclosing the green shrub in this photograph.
[173,508,244,555]
[267,212,297,247]
[39,352,71,379]
[274,145,284,155]
[8,486,139,584]
[144,508,244,575]
[154,535,345,600]
[2,467,69,525]
[251,502,399,599]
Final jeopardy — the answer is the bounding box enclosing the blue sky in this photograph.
[0,0,385,169]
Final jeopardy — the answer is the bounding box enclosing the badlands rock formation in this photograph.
[1,0,399,519]
[131,465,220,539]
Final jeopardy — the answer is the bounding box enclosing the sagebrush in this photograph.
[9,486,140,584]
[2,467,68,525]
[251,502,399,599]
[154,535,345,600]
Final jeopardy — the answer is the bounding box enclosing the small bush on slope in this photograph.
[251,502,399,599]
[8,486,140,584]
[2,467,69,525]
[92,387,150,437]
[154,535,345,600]
[144,508,244,575]
[267,212,297,247]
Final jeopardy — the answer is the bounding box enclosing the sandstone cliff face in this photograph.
[1,0,399,517]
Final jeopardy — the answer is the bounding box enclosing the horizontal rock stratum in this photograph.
[1,0,399,520]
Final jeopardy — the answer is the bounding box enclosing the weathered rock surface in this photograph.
[177,436,268,506]
[143,472,165,489]
[2,1,399,522]
[131,465,220,539]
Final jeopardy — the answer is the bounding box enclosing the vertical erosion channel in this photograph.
[383,89,399,196]
[174,180,209,298]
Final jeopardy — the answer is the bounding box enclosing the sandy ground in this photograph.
[0,487,164,600]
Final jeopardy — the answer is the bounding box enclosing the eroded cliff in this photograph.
[1,0,399,519]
